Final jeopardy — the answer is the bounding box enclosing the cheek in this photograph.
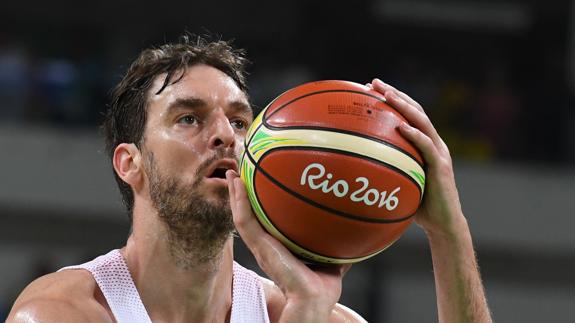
[181,137,208,156]
[158,127,207,154]
[151,140,203,176]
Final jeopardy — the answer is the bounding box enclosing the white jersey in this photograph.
[60,249,270,323]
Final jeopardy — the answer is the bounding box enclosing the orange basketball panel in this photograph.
[254,169,413,258]
[258,149,421,222]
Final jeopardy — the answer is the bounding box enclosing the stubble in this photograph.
[145,150,235,270]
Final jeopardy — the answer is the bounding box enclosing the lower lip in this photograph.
[204,177,228,186]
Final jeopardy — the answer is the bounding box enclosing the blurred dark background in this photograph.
[1,0,574,322]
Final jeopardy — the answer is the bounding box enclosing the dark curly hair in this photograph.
[102,34,249,216]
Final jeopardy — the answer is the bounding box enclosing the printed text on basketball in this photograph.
[300,163,400,211]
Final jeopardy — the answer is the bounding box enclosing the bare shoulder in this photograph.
[332,303,368,323]
[260,276,367,323]
[260,276,284,322]
[7,270,113,323]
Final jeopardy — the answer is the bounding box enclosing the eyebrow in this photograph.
[228,100,253,117]
[166,97,253,117]
[166,97,206,113]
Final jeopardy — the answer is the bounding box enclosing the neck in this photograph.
[122,200,234,323]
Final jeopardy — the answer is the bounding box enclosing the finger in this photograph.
[369,78,437,140]
[225,170,309,281]
[384,90,442,146]
[226,170,270,250]
[371,78,424,113]
[398,123,440,167]
[226,169,238,206]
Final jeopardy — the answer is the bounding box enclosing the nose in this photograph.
[208,112,236,150]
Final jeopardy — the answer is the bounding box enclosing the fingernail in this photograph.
[373,78,386,86]
[226,169,238,179]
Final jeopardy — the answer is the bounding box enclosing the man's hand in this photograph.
[226,170,352,323]
[370,78,464,236]
[370,78,492,323]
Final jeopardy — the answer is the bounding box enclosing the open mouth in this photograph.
[208,167,229,179]
[205,159,238,180]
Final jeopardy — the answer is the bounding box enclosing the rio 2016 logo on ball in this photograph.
[240,80,426,264]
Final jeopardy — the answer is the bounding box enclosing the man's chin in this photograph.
[198,182,230,204]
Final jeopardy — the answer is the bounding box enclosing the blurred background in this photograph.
[1,0,574,321]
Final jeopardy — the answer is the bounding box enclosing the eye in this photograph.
[177,115,198,125]
[230,119,248,130]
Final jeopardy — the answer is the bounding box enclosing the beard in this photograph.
[145,150,235,270]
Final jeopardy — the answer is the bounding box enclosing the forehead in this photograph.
[147,64,249,114]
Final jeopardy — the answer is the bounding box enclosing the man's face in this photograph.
[139,64,252,266]
[143,64,252,204]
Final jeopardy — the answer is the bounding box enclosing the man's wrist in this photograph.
[422,210,470,244]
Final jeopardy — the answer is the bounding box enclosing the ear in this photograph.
[113,143,144,190]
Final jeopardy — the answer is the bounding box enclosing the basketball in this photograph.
[239,80,426,264]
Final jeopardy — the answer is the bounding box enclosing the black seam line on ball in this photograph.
[252,160,405,262]
[261,89,423,168]
[252,180,353,261]
[265,89,386,120]
[262,124,423,169]
[246,145,422,198]
[244,148,417,224]
[246,118,265,148]
[282,146,421,197]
